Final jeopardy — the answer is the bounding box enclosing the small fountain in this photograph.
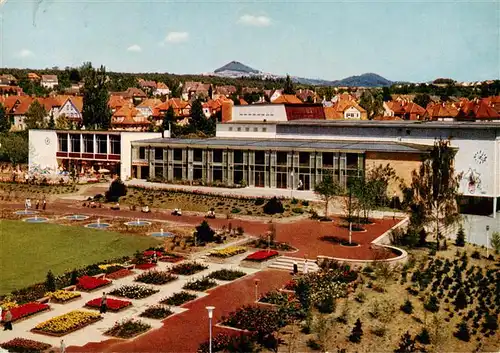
[64,214,90,221]
[85,218,110,229]
[23,216,48,223]
[14,209,38,216]
[151,228,174,237]
[124,218,152,227]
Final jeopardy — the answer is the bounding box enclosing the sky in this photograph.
[0,0,498,82]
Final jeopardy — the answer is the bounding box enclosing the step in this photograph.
[269,256,320,273]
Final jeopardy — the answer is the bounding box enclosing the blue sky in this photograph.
[1,0,498,82]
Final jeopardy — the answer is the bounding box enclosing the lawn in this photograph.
[0,220,160,295]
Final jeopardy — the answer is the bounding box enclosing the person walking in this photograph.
[26,198,31,209]
[3,309,12,331]
[303,259,309,274]
[100,292,107,314]
[60,339,66,353]
[35,199,40,210]
[42,198,47,210]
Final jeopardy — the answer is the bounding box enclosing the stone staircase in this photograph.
[269,256,320,273]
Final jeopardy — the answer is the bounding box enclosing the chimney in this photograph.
[221,100,234,122]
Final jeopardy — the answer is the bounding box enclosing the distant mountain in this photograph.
[208,61,393,87]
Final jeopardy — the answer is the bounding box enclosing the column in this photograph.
[166,148,174,181]
[264,151,270,188]
[226,150,234,186]
[148,148,155,180]
[181,149,187,180]
[270,151,277,188]
[494,197,497,219]
[187,149,194,181]
[315,152,323,186]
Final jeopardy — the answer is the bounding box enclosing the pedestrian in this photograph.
[303,259,309,274]
[0,305,3,324]
[293,261,298,275]
[26,198,31,209]
[3,309,12,331]
[100,292,107,314]
[42,198,47,210]
[24,198,28,210]
[152,252,157,264]
[60,339,66,353]
[35,199,40,210]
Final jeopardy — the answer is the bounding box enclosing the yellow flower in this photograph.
[0,301,18,310]
[98,263,123,270]
[210,246,246,258]
[45,290,81,301]
[35,310,101,333]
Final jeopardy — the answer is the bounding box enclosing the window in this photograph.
[57,134,68,152]
[96,135,107,154]
[237,127,241,132]
[255,151,265,165]
[245,127,250,132]
[155,147,163,160]
[277,152,287,165]
[228,127,233,131]
[139,147,146,159]
[234,150,243,164]
[110,135,120,155]
[299,152,310,166]
[262,128,267,132]
[173,149,182,161]
[213,149,223,163]
[253,127,258,132]
[70,134,81,153]
[194,149,203,162]
[83,135,93,153]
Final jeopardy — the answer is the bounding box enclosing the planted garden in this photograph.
[183,277,218,292]
[105,318,151,339]
[0,338,52,353]
[160,291,197,306]
[207,269,246,281]
[170,262,208,276]
[76,276,111,292]
[244,250,279,262]
[85,298,132,312]
[135,270,178,285]
[109,285,159,299]
[45,290,81,303]
[1,302,49,322]
[139,305,174,319]
[32,310,101,336]
[209,246,246,258]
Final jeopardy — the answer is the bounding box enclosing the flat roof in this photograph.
[132,137,431,154]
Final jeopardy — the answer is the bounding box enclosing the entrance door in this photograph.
[299,174,310,190]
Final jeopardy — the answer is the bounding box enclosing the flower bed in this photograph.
[135,263,157,270]
[107,269,134,280]
[0,338,51,353]
[209,246,246,258]
[109,285,159,299]
[244,250,279,262]
[45,290,81,303]
[85,298,132,312]
[139,305,174,319]
[160,291,197,306]
[222,305,283,335]
[183,277,217,292]
[32,310,101,336]
[208,269,246,281]
[135,270,178,285]
[170,262,208,276]
[77,276,111,292]
[105,318,151,339]
[143,250,163,257]
[159,254,184,263]
[259,290,295,305]
[2,302,49,322]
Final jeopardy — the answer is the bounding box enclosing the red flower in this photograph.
[86,298,132,311]
[2,302,49,322]
[245,250,279,262]
[143,250,163,257]
[77,276,111,291]
[135,263,157,270]
[107,269,134,280]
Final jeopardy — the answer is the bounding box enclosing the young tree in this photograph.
[490,231,500,254]
[404,139,461,250]
[454,320,470,342]
[314,172,342,218]
[82,62,112,129]
[414,94,431,109]
[455,225,466,247]
[359,90,383,120]
[48,112,55,129]
[348,318,363,343]
[190,98,205,131]
[382,86,392,102]
[55,113,70,130]
[395,331,416,353]
[0,133,29,166]
[283,74,295,94]
[195,220,215,243]
[45,270,56,292]
[25,100,47,129]
[0,103,11,133]
[162,105,176,133]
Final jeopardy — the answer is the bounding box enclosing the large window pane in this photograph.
[96,135,107,154]
[57,134,68,152]
[110,135,120,154]
[83,135,93,153]
[70,134,81,152]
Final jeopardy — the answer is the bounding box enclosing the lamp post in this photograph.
[486,225,490,258]
[254,279,260,302]
[206,306,215,353]
[290,171,294,199]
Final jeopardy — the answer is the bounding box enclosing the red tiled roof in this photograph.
[457,100,499,120]
[108,95,128,110]
[272,94,303,104]
[112,105,149,125]
[425,103,459,119]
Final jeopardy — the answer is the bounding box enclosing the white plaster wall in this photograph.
[216,123,277,138]
[120,132,163,180]
[344,107,361,119]
[232,105,287,122]
[28,130,58,173]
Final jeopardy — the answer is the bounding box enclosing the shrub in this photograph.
[424,295,439,312]
[291,198,298,204]
[263,197,284,215]
[45,270,56,292]
[0,338,52,353]
[231,208,241,214]
[400,298,413,314]
[135,270,178,285]
[105,318,151,338]
[195,221,215,243]
[316,294,336,314]
[254,197,265,206]
[70,269,78,286]
[454,289,468,310]
[483,313,498,331]
[491,232,500,254]
[348,318,363,343]
[302,200,309,206]
[306,338,321,351]
[292,207,304,214]
[105,179,127,202]
[109,285,159,299]
[161,291,197,306]
[454,320,470,341]
[170,262,208,276]
[140,305,174,319]
[222,305,283,340]
[416,328,430,344]
[395,331,416,353]
[183,277,217,291]
[471,250,481,259]
[208,269,246,281]
[455,225,466,247]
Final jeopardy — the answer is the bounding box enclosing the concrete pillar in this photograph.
[494,197,497,218]
[264,151,270,188]
[166,148,174,181]
[226,150,233,185]
[187,149,194,181]
[270,151,277,188]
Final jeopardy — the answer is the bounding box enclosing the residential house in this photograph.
[136,98,162,118]
[390,94,416,102]
[201,98,231,117]
[108,95,128,113]
[28,73,41,81]
[213,85,237,99]
[296,89,317,103]
[265,89,283,102]
[326,99,367,120]
[182,81,210,100]
[110,88,147,105]
[152,98,191,122]
[138,79,157,92]
[384,101,426,120]
[112,104,151,131]
[153,82,171,97]
[0,85,23,96]
[9,97,34,130]
[455,99,500,122]
[424,103,459,121]
[483,96,500,114]
[58,97,83,122]
[272,94,302,104]
[63,82,83,96]
[41,75,59,89]
[0,74,17,85]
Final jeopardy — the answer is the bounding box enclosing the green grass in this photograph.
[0,220,161,295]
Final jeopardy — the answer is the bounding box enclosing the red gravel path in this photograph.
[68,270,292,353]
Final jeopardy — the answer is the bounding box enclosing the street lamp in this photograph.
[290,171,294,199]
[206,306,215,353]
[486,225,490,258]
[254,278,260,302]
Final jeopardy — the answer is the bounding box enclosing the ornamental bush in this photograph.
[195,221,215,243]
[348,318,363,343]
[161,291,197,306]
[455,225,466,247]
[263,197,284,215]
[135,270,178,285]
[454,320,471,342]
[416,327,430,345]
[0,338,52,353]
[183,277,217,291]
[400,298,413,314]
[208,269,246,281]
[105,179,127,202]
[140,305,173,319]
[105,318,151,338]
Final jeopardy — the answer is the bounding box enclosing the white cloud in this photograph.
[127,44,142,52]
[164,31,189,43]
[18,49,33,58]
[238,14,271,27]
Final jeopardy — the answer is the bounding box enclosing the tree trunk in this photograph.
[324,198,329,218]
[436,203,440,251]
